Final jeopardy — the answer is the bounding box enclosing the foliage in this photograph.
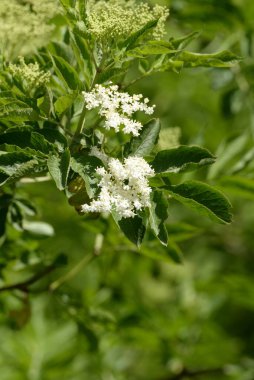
[0,0,253,379]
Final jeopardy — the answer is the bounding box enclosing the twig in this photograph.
[49,253,96,291]
[0,265,55,293]
[50,233,104,291]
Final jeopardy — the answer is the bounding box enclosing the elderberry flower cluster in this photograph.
[81,156,155,218]
[0,0,60,59]
[9,57,50,91]
[86,0,169,42]
[83,84,155,136]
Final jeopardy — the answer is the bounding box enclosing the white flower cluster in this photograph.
[81,156,154,218]
[82,84,155,136]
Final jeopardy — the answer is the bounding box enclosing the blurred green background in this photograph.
[1,0,254,379]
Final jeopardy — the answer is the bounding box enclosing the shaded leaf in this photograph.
[165,180,232,224]
[0,152,38,178]
[51,54,81,90]
[149,190,168,245]
[119,216,146,246]
[151,145,215,173]
[0,130,55,155]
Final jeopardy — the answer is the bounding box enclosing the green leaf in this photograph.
[51,54,81,90]
[122,19,158,50]
[177,50,240,68]
[0,101,39,122]
[151,145,215,173]
[219,176,254,200]
[129,119,160,157]
[0,152,39,183]
[208,133,248,180]
[39,128,68,152]
[0,130,55,155]
[70,154,102,198]
[96,68,123,84]
[119,216,146,246]
[0,170,9,185]
[167,240,184,264]
[169,31,200,49]
[47,149,70,190]
[54,94,76,115]
[59,0,73,10]
[128,45,177,57]
[167,222,201,242]
[37,88,54,117]
[72,33,94,85]
[149,190,168,245]
[139,240,183,263]
[0,194,12,237]
[164,180,232,224]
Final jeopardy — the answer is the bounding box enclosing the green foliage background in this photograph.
[0,0,254,379]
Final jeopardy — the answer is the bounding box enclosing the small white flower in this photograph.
[82,84,155,136]
[81,156,155,219]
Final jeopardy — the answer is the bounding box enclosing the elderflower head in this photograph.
[9,57,50,91]
[83,84,155,136]
[0,0,60,59]
[81,156,155,218]
[86,0,169,42]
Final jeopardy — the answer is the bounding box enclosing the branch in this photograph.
[0,265,55,293]
[161,367,224,380]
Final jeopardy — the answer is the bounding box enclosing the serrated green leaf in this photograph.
[149,190,168,245]
[151,145,215,173]
[119,216,146,246]
[129,119,160,157]
[47,149,70,190]
[0,101,39,122]
[0,152,35,176]
[51,54,81,90]
[0,152,39,183]
[164,180,232,224]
